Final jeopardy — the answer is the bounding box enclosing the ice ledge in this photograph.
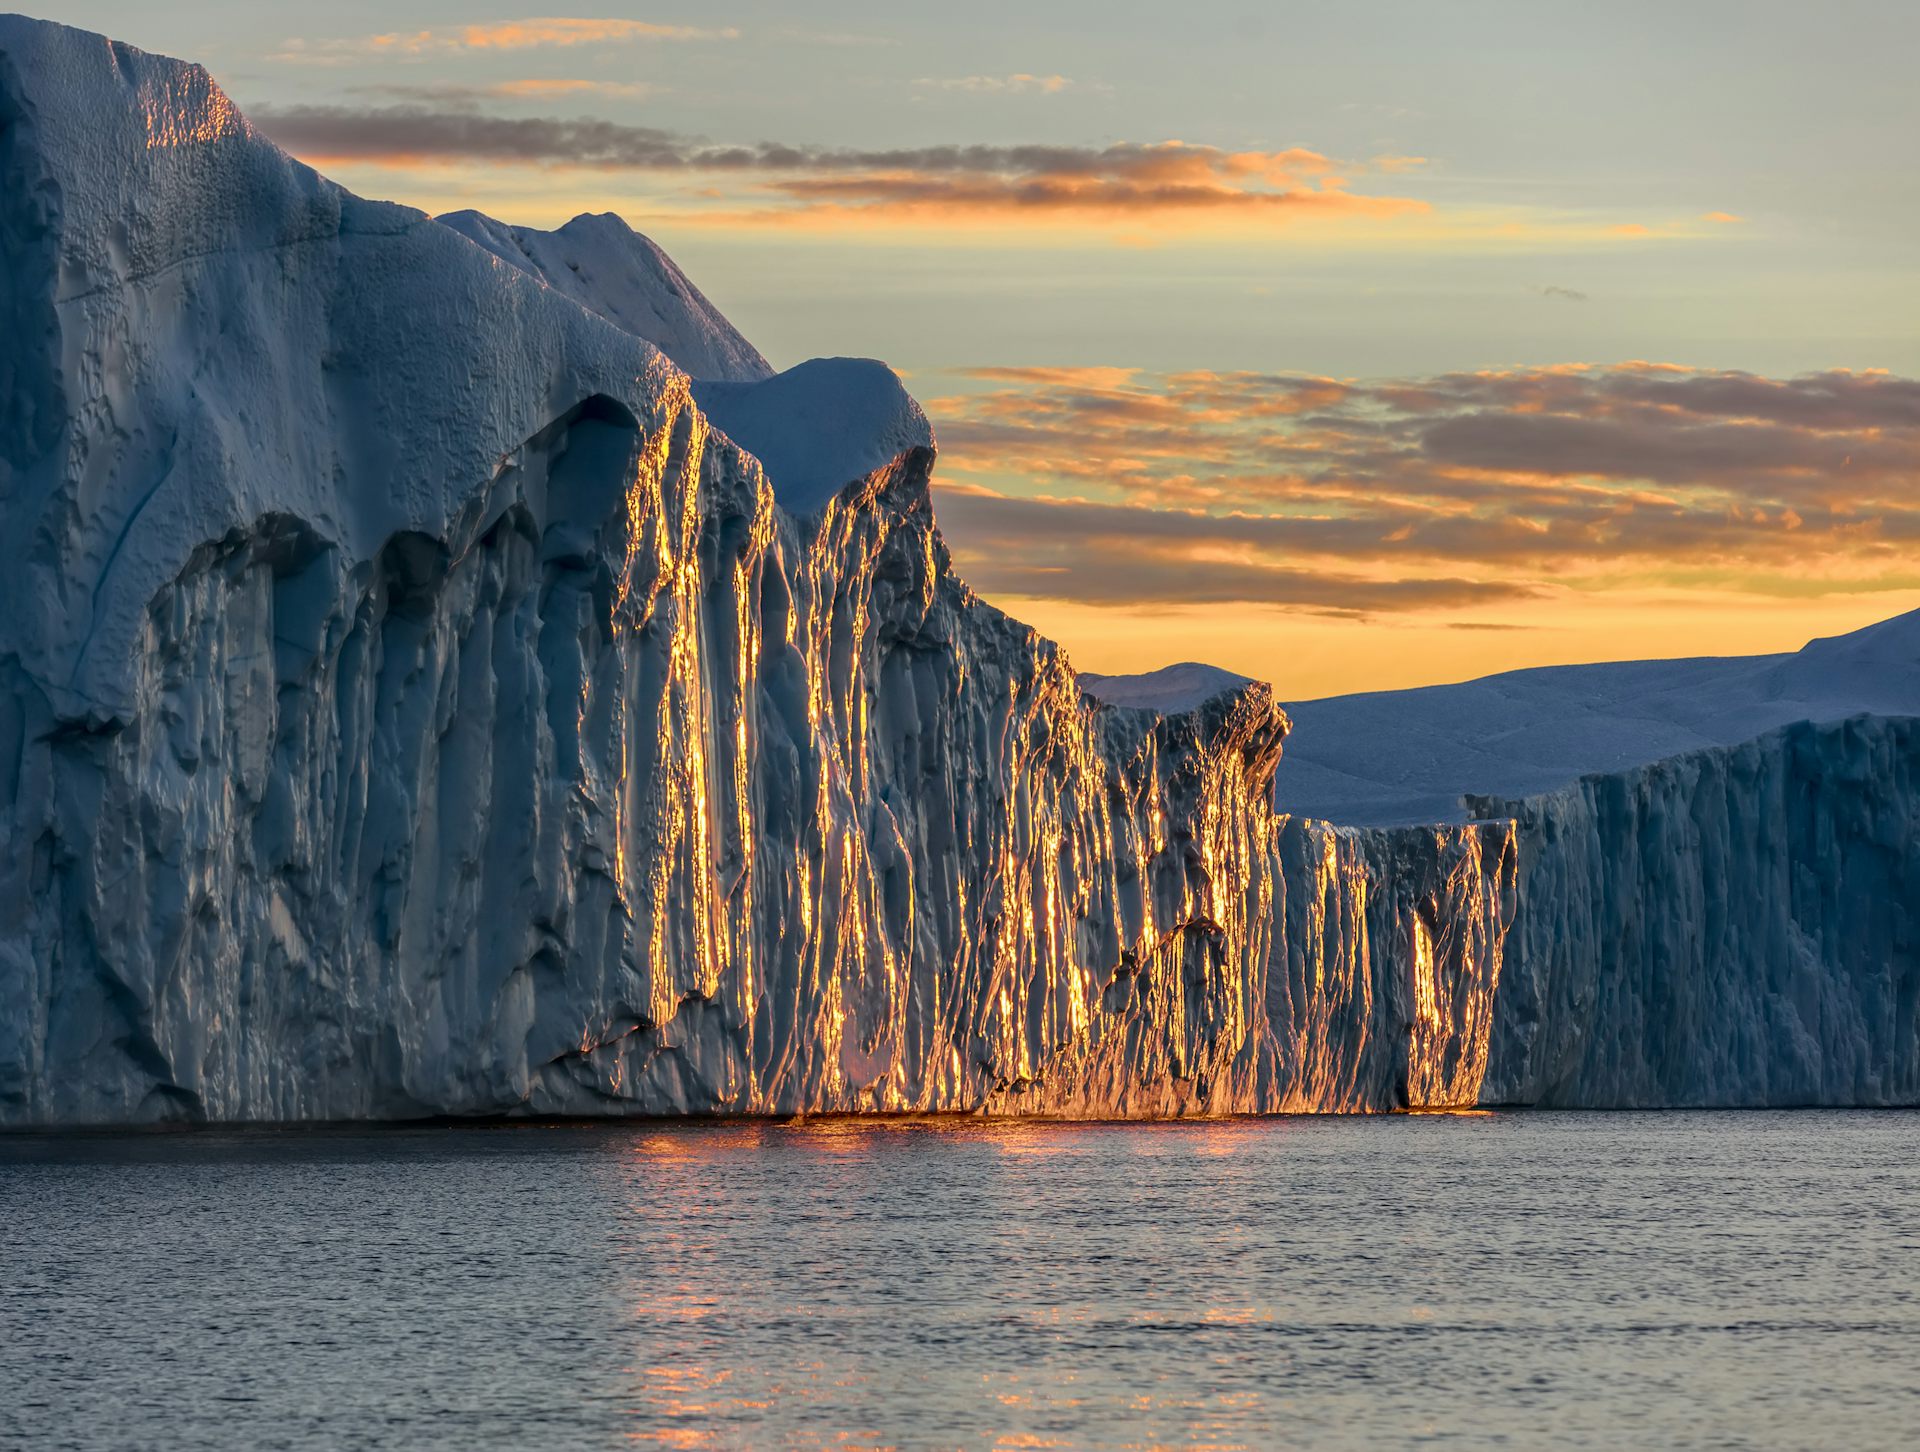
[434,209,774,384]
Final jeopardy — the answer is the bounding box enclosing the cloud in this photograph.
[248,108,1431,229]
[275,18,738,60]
[449,18,738,49]
[250,105,690,168]
[934,491,1543,613]
[1534,285,1588,302]
[346,79,652,103]
[922,364,1920,615]
[1701,210,1746,223]
[915,74,1076,94]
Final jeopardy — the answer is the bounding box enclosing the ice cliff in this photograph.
[1474,715,1920,1107]
[1258,613,1920,1107]
[0,17,1516,1124]
[4,18,1908,1124]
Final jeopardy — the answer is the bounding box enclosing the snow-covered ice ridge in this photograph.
[1081,662,1255,715]
[434,209,773,386]
[1275,609,1920,827]
[0,17,1517,1124]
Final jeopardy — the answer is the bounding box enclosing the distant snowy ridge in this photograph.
[1277,608,1920,826]
[1080,662,1256,715]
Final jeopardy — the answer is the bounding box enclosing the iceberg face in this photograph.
[1473,715,1920,1108]
[0,17,1516,1125]
[3,17,1909,1125]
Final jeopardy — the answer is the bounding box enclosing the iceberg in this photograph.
[0,17,1908,1124]
[0,17,1515,1124]
[1265,613,1920,1109]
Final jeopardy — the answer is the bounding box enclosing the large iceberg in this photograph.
[0,17,1517,1124]
[1263,615,1920,1107]
[0,17,1910,1124]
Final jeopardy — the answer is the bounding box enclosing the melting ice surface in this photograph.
[4,1114,1918,1450]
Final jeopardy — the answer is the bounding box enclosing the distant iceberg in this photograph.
[1275,609,1920,827]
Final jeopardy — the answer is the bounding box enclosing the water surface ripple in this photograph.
[3,1111,1915,1448]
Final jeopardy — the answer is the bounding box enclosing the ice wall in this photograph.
[0,18,1514,1125]
[1474,716,1920,1107]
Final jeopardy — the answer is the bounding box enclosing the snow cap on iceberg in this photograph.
[693,358,934,515]
[435,209,772,383]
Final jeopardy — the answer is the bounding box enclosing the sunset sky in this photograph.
[49,1,1920,697]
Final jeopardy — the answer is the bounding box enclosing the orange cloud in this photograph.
[452,18,739,49]
[916,74,1076,94]
[489,78,651,98]
[964,366,1144,388]
[1701,210,1746,223]
[251,108,1433,233]
[277,18,738,60]
[738,173,1427,230]
[924,363,1920,619]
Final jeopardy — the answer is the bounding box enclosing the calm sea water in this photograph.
[2,1111,1915,1450]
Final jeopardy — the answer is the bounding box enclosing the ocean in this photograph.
[3,1111,1914,1449]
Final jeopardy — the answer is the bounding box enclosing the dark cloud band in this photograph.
[245,106,1425,219]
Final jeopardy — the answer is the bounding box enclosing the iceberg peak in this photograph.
[434,207,772,383]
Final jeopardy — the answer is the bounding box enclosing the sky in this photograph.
[41,1,1920,697]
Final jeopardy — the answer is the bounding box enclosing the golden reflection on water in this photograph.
[600,1112,1536,1447]
[609,1116,1325,1447]
[8,1116,1902,1449]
